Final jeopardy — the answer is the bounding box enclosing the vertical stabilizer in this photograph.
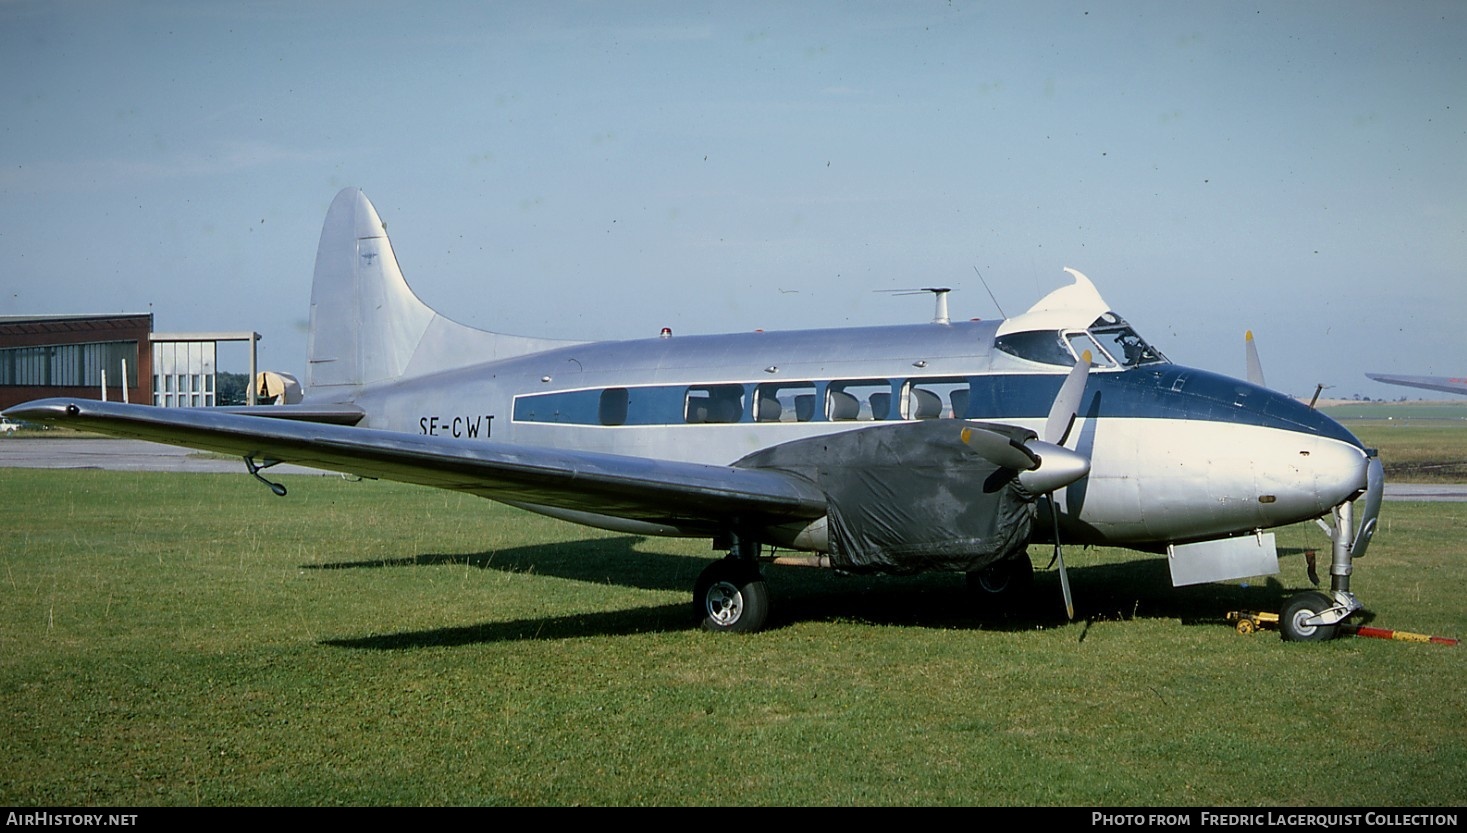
[305,188,579,398]
[307,188,433,391]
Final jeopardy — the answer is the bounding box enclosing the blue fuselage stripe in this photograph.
[508,363,1360,447]
[967,367,1360,446]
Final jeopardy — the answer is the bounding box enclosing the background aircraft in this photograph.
[1365,373,1467,397]
[5,188,1383,640]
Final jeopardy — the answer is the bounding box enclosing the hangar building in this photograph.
[0,314,260,411]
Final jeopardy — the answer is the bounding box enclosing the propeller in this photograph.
[1352,454,1384,559]
[1245,330,1266,387]
[960,350,1093,619]
[1041,351,1092,620]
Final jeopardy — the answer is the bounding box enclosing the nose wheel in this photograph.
[1280,591,1341,642]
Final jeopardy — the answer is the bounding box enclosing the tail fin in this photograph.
[305,188,577,398]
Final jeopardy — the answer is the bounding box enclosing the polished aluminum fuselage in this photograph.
[349,318,1370,550]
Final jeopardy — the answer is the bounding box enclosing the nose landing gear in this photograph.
[1280,456,1380,641]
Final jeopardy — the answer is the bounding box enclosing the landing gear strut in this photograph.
[1281,454,1382,641]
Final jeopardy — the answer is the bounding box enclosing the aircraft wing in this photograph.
[1365,373,1467,397]
[3,399,828,531]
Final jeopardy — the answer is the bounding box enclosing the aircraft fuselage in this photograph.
[350,318,1369,550]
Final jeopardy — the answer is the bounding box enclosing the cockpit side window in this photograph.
[993,331,1076,367]
[1066,332,1116,368]
[1088,323,1167,368]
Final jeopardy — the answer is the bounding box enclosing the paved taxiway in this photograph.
[2,437,1464,500]
[0,438,326,475]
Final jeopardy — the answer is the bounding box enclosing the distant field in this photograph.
[1321,401,1467,421]
[1,469,1461,806]
[1322,402,1467,482]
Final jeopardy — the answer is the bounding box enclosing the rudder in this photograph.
[303,188,579,400]
[306,188,435,393]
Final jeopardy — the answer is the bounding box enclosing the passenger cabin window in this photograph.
[827,380,893,421]
[685,384,745,424]
[903,378,971,419]
[599,388,629,426]
[754,382,818,422]
[516,376,988,427]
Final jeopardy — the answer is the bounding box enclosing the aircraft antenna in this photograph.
[972,266,1007,318]
[1308,384,1332,410]
[878,287,952,324]
[930,287,950,324]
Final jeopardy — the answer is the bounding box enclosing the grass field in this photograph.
[1,468,1462,807]
[1321,402,1467,482]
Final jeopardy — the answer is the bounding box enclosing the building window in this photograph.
[0,341,138,387]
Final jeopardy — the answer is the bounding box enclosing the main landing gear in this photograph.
[694,538,769,633]
[965,554,1035,605]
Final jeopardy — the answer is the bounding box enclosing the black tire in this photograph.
[1280,591,1340,642]
[694,560,770,633]
[966,555,1035,602]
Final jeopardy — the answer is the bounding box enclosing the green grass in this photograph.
[1322,401,1467,422]
[1344,421,1467,482]
[1317,402,1467,483]
[1,470,1463,806]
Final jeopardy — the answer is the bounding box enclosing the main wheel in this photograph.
[694,560,770,633]
[966,555,1035,603]
[1280,591,1340,642]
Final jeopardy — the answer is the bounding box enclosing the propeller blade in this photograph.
[1036,351,1090,620]
[960,425,1040,471]
[1245,330,1266,387]
[1050,495,1074,620]
[1352,455,1385,559]
[1045,350,1091,445]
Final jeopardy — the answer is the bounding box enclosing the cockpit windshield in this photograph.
[1087,312,1167,368]
[994,312,1169,369]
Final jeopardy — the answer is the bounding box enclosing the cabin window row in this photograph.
[513,378,975,427]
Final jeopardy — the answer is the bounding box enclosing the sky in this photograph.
[2,1,1462,399]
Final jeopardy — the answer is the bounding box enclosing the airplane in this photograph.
[1365,373,1467,397]
[3,187,1385,641]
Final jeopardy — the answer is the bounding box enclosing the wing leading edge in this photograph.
[1365,373,1467,397]
[4,399,827,532]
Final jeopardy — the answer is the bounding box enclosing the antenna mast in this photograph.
[926,287,951,325]
[877,286,954,324]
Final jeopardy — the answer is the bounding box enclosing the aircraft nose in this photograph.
[1256,433,1370,525]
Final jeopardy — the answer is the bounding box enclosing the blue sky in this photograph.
[2,1,1462,398]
